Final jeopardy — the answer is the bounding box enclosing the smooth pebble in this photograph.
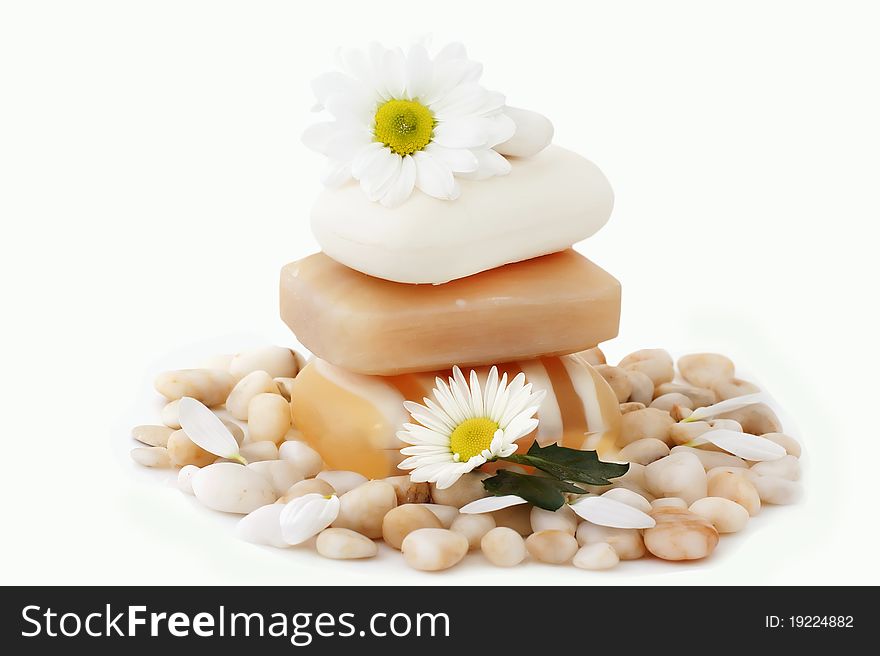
[573,543,619,570]
[192,463,277,514]
[279,441,324,478]
[401,528,469,571]
[525,530,579,564]
[317,470,368,496]
[316,528,377,560]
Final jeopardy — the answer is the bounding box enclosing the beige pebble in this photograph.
[678,353,735,388]
[247,460,303,496]
[451,513,497,550]
[576,347,606,366]
[401,528,469,571]
[222,421,245,445]
[607,462,654,500]
[225,370,278,421]
[130,446,170,468]
[712,378,761,401]
[668,420,712,446]
[167,429,215,467]
[383,475,431,505]
[601,488,652,513]
[274,377,296,401]
[626,370,655,405]
[707,467,761,515]
[161,400,182,429]
[670,445,748,471]
[689,497,750,533]
[154,369,234,407]
[618,438,670,465]
[644,507,719,560]
[620,408,675,446]
[718,403,782,436]
[131,425,173,448]
[332,480,397,538]
[382,504,443,550]
[530,505,577,535]
[619,402,646,415]
[238,441,278,463]
[200,353,234,371]
[422,504,460,528]
[651,497,688,509]
[575,523,645,560]
[192,463,277,514]
[278,440,323,478]
[480,527,527,567]
[317,470,368,496]
[490,503,533,536]
[573,543,619,570]
[751,455,801,481]
[645,452,708,504]
[526,530,579,564]
[595,365,632,403]
[761,432,802,458]
[177,465,198,494]
[619,349,674,385]
[247,393,291,443]
[651,393,693,413]
[316,528,377,560]
[229,346,300,380]
[654,383,716,408]
[429,472,489,508]
[750,475,802,505]
[670,405,693,422]
[277,477,335,503]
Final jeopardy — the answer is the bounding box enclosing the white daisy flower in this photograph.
[397,366,545,490]
[303,41,516,207]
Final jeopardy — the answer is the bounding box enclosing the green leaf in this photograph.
[481,470,585,511]
[504,442,629,486]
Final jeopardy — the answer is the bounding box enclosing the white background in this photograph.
[2,0,878,585]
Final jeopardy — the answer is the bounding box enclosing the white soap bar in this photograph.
[496,107,554,158]
[310,145,613,284]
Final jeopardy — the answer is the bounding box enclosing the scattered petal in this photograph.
[460,495,528,514]
[279,493,340,545]
[686,393,767,422]
[691,429,787,461]
[178,397,241,460]
[569,496,656,529]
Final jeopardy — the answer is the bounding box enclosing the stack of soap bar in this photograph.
[280,249,621,375]
[291,355,621,479]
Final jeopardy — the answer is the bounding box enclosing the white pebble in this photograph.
[651,393,694,413]
[601,488,652,513]
[192,463,277,514]
[576,523,645,560]
[230,346,300,380]
[645,452,708,504]
[750,455,801,481]
[689,497,750,533]
[225,370,278,421]
[401,528,469,571]
[480,527,527,567]
[130,446,170,468]
[451,513,496,550]
[573,543,619,570]
[750,475,803,505]
[247,460,304,496]
[247,392,291,443]
[238,441,278,463]
[235,504,287,547]
[131,425,173,447]
[161,400,182,429]
[316,528,377,560]
[422,504,460,528]
[177,465,199,495]
[761,432,802,458]
[495,106,553,158]
[278,440,323,478]
[154,368,234,407]
[529,505,578,535]
[525,530,579,564]
[651,497,688,509]
[617,438,670,465]
[317,470,368,496]
[332,480,398,539]
[670,445,747,471]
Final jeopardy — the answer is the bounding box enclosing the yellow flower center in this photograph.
[449,418,499,462]
[374,99,434,155]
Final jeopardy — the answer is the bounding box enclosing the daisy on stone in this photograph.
[303,41,515,207]
[398,366,545,490]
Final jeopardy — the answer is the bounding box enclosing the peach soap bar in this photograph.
[280,249,621,376]
[311,145,614,284]
[290,355,622,479]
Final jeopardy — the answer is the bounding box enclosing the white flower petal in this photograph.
[360,148,401,201]
[413,151,459,200]
[350,142,386,179]
[379,153,416,207]
[321,160,351,187]
[432,117,491,149]
[460,495,528,514]
[686,393,768,422]
[692,429,787,461]
[434,462,474,489]
[430,83,491,120]
[468,369,484,417]
[177,397,240,459]
[569,496,656,529]
[279,494,340,545]
[485,112,516,146]
[459,148,512,181]
[424,143,479,173]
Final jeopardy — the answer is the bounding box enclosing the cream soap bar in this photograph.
[290,355,622,479]
[310,145,614,284]
[280,249,621,376]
